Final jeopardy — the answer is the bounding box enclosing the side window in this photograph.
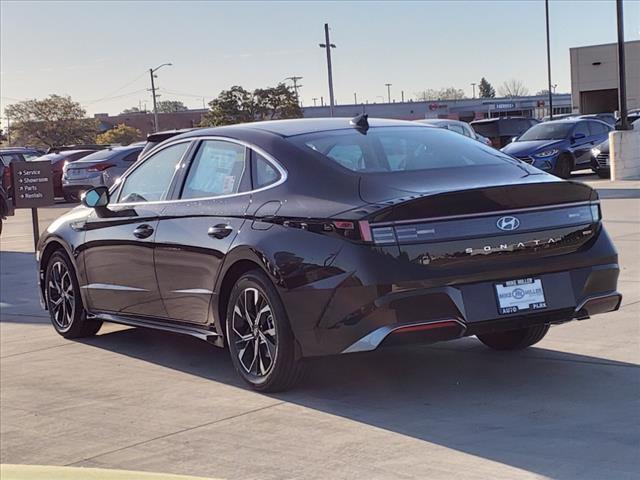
[181,140,246,199]
[252,151,280,189]
[118,142,189,203]
[447,124,465,136]
[573,122,590,138]
[588,122,608,136]
[0,153,22,166]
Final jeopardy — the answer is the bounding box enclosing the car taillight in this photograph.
[87,163,115,172]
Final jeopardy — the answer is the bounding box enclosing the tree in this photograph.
[156,100,188,113]
[498,79,529,97]
[416,87,466,101]
[121,106,147,114]
[4,95,97,148]
[200,84,301,127]
[478,77,496,98]
[96,124,143,145]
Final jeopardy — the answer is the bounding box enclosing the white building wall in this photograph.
[570,40,640,112]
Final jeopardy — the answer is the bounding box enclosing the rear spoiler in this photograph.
[141,129,196,156]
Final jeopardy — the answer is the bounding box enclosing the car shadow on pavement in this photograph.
[79,326,639,480]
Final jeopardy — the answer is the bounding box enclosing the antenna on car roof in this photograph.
[350,113,369,132]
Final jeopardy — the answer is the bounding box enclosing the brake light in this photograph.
[87,163,115,172]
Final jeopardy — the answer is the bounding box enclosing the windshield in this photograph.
[290,126,513,173]
[518,123,573,141]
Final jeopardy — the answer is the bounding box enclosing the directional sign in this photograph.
[10,160,55,209]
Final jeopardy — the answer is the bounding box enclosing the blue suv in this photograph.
[501,118,612,178]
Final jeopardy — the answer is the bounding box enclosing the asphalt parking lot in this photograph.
[1,173,639,480]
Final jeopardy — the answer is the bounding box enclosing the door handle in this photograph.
[133,224,154,239]
[208,224,233,239]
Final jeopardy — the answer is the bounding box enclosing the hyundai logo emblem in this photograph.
[497,216,520,231]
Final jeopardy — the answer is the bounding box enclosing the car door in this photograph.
[570,121,593,166]
[81,141,192,317]
[153,139,252,324]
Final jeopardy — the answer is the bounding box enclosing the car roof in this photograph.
[415,119,461,126]
[37,149,92,160]
[178,117,429,139]
[74,145,143,162]
[470,116,534,124]
[542,117,610,126]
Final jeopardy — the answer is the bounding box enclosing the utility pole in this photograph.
[319,23,336,116]
[471,83,477,99]
[320,96,324,107]
[312,97,318,106]
[149,63,172,132]
[285,76,303,105]
[401,90,405,102]
[385,83,392,103]
[545,0,553,120]
[616,0,629,130]
[354,92,357,104]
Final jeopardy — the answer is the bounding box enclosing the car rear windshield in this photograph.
[75,147,139,162]
[290,126,513,173]
[518,123,573,141]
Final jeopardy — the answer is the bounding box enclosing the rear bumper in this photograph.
[62,176,104,196]
[283,226,620,357]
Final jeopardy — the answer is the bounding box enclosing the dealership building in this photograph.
[301,94,573,122]
[570,40,639,114]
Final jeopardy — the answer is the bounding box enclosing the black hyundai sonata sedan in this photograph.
[37,117,621,391]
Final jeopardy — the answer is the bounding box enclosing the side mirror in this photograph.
[572,132,586,142]
[82,186,110,208]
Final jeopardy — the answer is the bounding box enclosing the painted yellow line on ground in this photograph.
[0,465,221,480]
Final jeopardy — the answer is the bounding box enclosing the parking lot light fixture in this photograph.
[319,23,336,117]
[149,63,173,132]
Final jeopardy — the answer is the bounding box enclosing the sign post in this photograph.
[10,161,55,250]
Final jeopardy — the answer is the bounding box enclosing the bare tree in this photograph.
[415,87,466,101]
[498,79,529,97]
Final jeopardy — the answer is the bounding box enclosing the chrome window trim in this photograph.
[114,139,195,204]
[372,200,600,227]
[109,136,287,207]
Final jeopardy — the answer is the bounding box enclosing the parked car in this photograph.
[31,150,95,200]
[578,113,617,126]
[590,139,611,178]
[501,118,612,178]
[415,119,491,145]
[37,117,621,391]
[591,116,640,179]
[62,145,143,201]
[470,117,539,148]
[0,184,13,235]
[542,113,577,122]
[615,109,640,128]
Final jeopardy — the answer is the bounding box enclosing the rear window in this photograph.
[290,126,514,173]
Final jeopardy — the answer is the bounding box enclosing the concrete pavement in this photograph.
[1,174,639,480]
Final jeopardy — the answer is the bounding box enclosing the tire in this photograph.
[477,324,549,351]
[45,250,102,339]
[226,270,304,392]
[553,155,572,179]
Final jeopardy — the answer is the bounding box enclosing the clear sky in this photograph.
[1,0,639,120]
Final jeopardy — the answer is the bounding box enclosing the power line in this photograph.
[84,70,148,105]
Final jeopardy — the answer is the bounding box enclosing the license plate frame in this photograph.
[494,278,547,315]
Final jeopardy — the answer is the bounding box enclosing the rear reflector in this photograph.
[392,320,461,334]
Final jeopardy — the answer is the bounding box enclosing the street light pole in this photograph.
[471,83,477,99]
[319,23,336,117]
[616,0,629,130]
[149,62,172,132]
[385,83,392,103]
[545,0,553,120]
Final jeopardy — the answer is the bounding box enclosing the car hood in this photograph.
[358,161,554,203]
[501,140,564,156]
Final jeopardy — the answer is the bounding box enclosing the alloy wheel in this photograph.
[47,260,75,331]
[230,287,277,377]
